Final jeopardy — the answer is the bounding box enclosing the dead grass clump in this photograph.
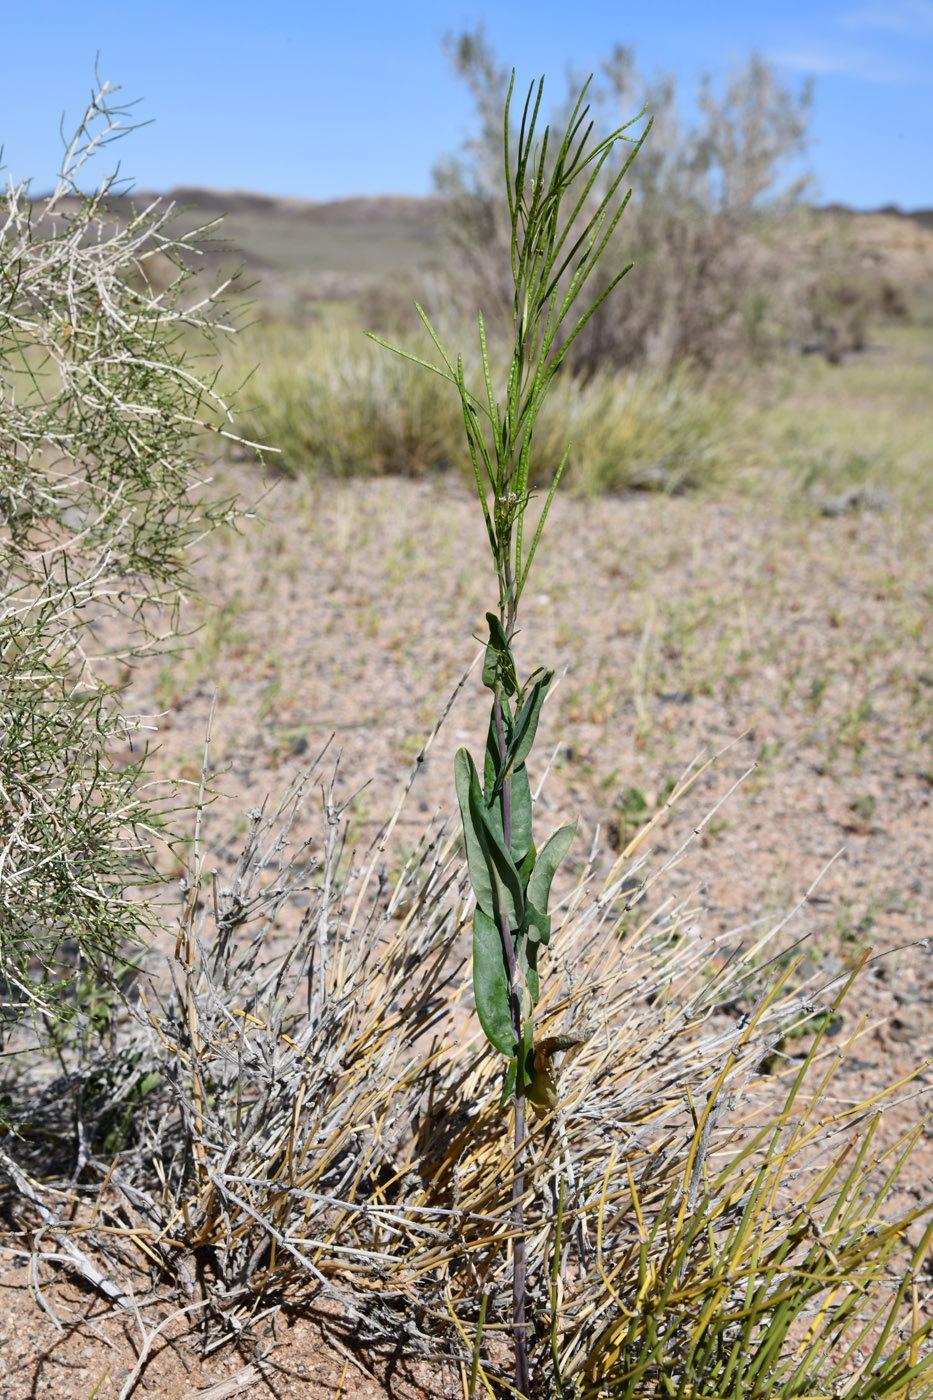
[3,728,932,1395]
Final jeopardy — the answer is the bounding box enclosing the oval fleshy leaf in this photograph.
[509,670,553,773]
[484,706,502,798]
[473,907,517,1056]
[527,1054,558,1114]
[526,821,577,945]
[455,747,495,917]
[482,710,533,866]
[488,678,548,806]
[509,762,533,865]
[518,841,536,889]
[468,787,524,931]
[457,748,525,929]
[485,672,554,798]
[525,900,551,946]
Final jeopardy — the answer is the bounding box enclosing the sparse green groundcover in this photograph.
[736,323,933,513]
[221,292,931,517]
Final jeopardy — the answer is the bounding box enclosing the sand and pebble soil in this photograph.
[2,464,931,1399]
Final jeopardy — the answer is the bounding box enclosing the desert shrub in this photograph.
[793,211,913,362]
[0,78,247,1038]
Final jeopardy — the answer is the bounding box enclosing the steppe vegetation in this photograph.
[1,35,933,1400]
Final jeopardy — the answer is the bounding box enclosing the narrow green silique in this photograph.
[376,68,647,1400]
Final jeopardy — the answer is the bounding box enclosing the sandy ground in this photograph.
[2,464,931,1398]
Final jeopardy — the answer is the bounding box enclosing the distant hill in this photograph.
[118,189,446,278]
[880,205,933,230]
[29,188,933,299]
[815,203,933,291]
[818,201,933,228]
[154,189,933,287]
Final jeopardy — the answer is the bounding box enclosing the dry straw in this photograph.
[8,715,932,1396]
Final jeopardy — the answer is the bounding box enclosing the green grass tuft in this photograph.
[224,321,730,494]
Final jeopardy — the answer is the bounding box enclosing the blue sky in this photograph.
[2,0,931,209]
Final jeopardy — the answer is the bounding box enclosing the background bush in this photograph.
[433,27,887,374]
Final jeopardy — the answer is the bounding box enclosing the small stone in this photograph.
[820,486,892,517]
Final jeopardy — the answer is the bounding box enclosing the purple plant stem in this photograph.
[493,684,530,1398]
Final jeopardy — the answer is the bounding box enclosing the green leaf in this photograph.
[482,612,517,695]
[486,612,511,654]
[509,761,533,866]
[527,821,577,946]
[501,1055,518,1105]
[525,901,551,946]
[484,703,508,803]
[518,840,536,889]
[482,700,533,865]
[520,1013,536,1091]
[485,669,554,806]
[455,747,496,918]
[473,907,517,1056]
[521,938,541,1004]
[471,780,525,930]
[455,747,525,928]
[507,669,553,775]
[482,647,497,693]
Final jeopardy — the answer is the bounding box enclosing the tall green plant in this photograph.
[376,71,646,1397]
